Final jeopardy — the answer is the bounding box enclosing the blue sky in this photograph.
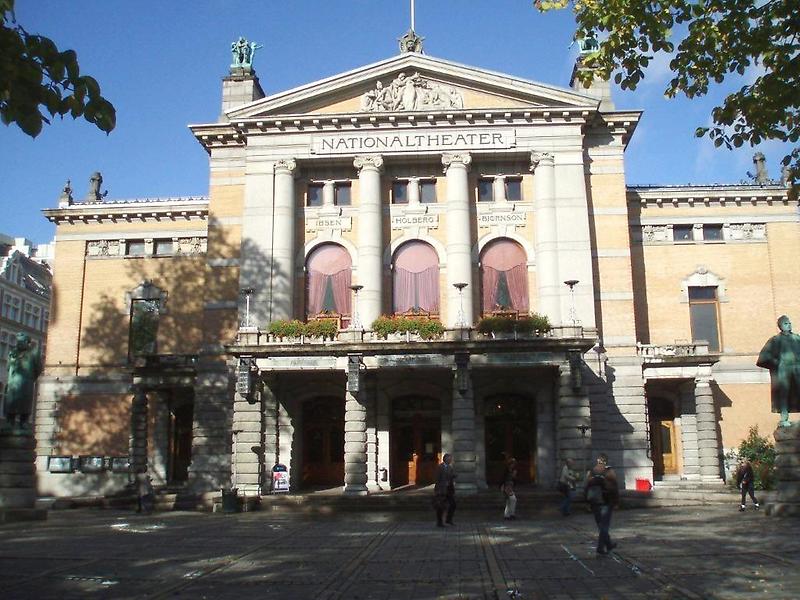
[1,0,791,244]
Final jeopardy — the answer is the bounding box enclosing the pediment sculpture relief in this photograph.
[360,72,464,112]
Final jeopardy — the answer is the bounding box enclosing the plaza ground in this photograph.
[1,503,798,599]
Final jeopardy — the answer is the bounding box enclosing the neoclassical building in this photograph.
[35,34,799,500]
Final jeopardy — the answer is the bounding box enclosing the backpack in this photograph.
[585,470,607,504]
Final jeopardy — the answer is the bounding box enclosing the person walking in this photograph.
[434,453,457,527]
[584,453,619,555]
[502,457,518,520]
[558,457,578,516]
[136,472,154,514]
[736,458,760,511]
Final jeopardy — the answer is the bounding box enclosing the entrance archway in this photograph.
[302,398,345,487]
[391,396,441,487]
[649,397,678,480]
[484,395,536,484]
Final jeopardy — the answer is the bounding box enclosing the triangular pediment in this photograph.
[227,53,598,119]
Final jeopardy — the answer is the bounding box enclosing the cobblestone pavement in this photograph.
[0,504,798,599]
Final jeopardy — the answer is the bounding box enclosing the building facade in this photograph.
[1,234,53,421]
[35,37,799,499]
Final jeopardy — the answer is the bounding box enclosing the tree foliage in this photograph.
[536,0,799,179]
[0,0,115,136]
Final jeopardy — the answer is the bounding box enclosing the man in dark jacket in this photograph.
[434,453,456,527]
[736,459,760,511]
[584,453,619,555]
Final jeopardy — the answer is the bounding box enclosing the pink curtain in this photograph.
[481,239,528,313]
[306,244,352,317]
[393,241,440,313]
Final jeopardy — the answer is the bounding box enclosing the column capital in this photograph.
[442,152,472,172]
[353,155,384,173]
[694,375,713,388]
[274,158,297,175]
[530,151,554,173]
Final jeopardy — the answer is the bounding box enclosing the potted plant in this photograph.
[477,313,551,338]
[304,318,339,341]
[371,314,445,340]
[267,319,305,341]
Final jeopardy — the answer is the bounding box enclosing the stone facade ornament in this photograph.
[642,225,671,243]
[360,72,463,112]
[398,29,424,54]
[728,223,766,241]
[529,152,552,173]
[442,152,472,172]
[274,158,297,175]
[230,37,262,72]
[176,237,207,255]
[85,172,108,202]
[58,179,73,207]
[353,155,384,173]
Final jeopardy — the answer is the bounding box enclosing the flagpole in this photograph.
[411,0,415,31]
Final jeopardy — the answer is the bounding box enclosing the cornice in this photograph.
[43,197,209,225]
[626,185,792,208]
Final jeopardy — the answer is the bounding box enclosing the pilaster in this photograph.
[129,388,148,474]
[695,375,722,481]
[531,152,561,324]
[557,357,592,469]
[187,366,232,494]
[232,368,263,495]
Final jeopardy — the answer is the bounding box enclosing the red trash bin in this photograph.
[635,478,652,491]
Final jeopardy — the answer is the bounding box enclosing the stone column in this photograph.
[679,383,700,479]
[531,152,561,324]
[452,353,477,493]
[187,366,232,494]
[262,377,279,473]
[354,156,384,328]
[407,177,421,205]
[231,363,262,495]
[344,354,368,494]
[364,376,379,490]
[129,387,148,474]
[272,159,297,321]
[493,175,507,203]
[442,153,474,328]
[556,355,592,469]
[694,376,722,481]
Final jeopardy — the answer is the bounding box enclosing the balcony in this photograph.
[637,341,719,369]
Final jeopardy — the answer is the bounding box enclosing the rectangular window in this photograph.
[392,181,408,204]
[673,225,694,242]
[703,224,723,241]
[11,297,20,321]
[478,178,494,202]
[505,177,522,201]
[420,180,437,203]
[23,302,34,327]
[689,286,721,352]
[126,240,146,256]
[129,298,160,358]
[307,184,324,207]
[334,183,351,206]
[154,240,174,256]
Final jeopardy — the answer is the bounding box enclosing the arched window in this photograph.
[480,238,528,313]
[305,243,352,318]
[392,241,440,314]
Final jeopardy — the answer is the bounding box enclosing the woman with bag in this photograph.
[502,457,518,520]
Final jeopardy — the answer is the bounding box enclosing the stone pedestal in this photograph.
[0,431,47,523]
[766,423,800,517]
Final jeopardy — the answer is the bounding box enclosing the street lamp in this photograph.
[350,284,364,330]
[453,282,468,329]
[563,279,579,326]
[240,287,255,329]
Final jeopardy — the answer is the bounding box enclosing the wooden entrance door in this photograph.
[484,395,536,485]
[302,398,345,487]
[649,397,678,479]
[391,397,441,487]
[167,393,193,484]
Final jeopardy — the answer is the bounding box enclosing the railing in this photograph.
[235,324,591,347]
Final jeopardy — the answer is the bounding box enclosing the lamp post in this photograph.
[453,282,468,329]
[240,287,255,329]
[349,284,364,331]
[563,279,579,326]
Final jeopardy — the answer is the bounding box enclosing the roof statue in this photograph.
[230,37,262,73]
[85,171,108,202]
[577,34,600,55]
[399,29,424,54]
[360,72,463,112]
[58,179,73,207]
